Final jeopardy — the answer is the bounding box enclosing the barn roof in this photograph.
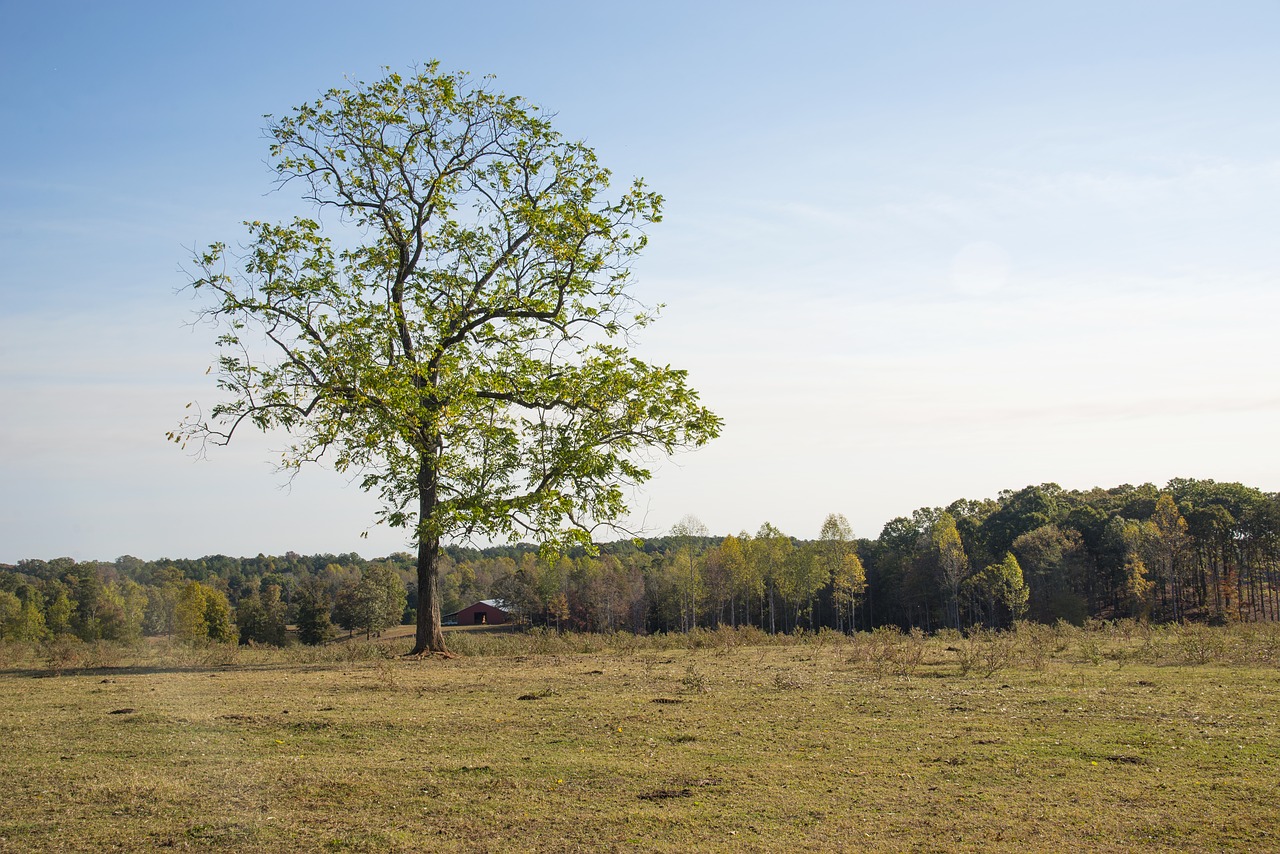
[445,599,513,618]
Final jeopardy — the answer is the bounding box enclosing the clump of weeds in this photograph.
[680,664,710,694]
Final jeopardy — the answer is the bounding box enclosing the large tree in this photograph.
[174,63,721,654]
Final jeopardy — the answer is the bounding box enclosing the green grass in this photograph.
[2,624,1279,851]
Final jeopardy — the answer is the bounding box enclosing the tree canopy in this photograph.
[173,62,721,654]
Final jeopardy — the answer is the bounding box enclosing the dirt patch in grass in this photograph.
[638,788,692,801]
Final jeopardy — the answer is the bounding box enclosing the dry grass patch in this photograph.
[1,626,1278,851]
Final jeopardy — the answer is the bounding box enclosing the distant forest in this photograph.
[2,478,1278,646]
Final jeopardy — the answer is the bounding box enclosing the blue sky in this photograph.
[3,1,1279,561]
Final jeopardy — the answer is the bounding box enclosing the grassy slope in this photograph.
[2,627,1278,852]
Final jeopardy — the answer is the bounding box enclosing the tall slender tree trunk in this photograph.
[688,552,696,632]
[412,450,447,655]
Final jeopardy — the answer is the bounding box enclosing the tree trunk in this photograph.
[411,451,447,655]
[412,534,446,654]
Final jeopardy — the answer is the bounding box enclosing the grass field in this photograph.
[2,622,1278,852]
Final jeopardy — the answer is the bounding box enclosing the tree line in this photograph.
[2,478,1278,646]
[0,553,411,647]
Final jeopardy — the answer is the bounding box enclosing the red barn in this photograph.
[448,599,513,626]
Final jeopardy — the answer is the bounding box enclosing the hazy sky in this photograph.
[3,1,1279,562]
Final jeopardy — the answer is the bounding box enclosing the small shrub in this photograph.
[934,627,963,646]
[1051,619,1078,652]
[862,626,901,677]
[686,627,714,650]
[981,629,1019,676]
[1133,622,1172,664]
[895,628,927,676]
[853,626,926,677]
[43,636,88,675]
[0,639,41,670]
[371,657,399,691]
[199,642,241,667]
[1176,622,1225,665]
[1073,620,1106,665]
[1112,618,1140,642]
[952,628,1017,678]
[607,631,642,656]
[680,664,710,695]
[1013,621,1053,670]
[1239,622,1280,666]
[772,671,804,690]
[85,640,127,670]
[335,640,387,663]
[951,635,980,677]
[952,624,1018,676]
[812,627,845,648]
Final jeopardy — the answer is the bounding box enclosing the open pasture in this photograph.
[2,624,1278,852]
